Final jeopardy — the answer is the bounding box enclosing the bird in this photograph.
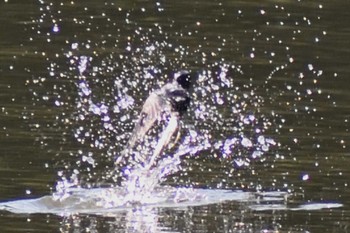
[116,71,193,169]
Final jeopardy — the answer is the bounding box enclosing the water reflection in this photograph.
[57,208,197,233]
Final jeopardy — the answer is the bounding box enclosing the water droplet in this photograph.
[52,24,60,33]
[241,137,252,148]
[71,43,78,50]
[308,64,314,71]
[301,174,310,181]
[257,135,265,145]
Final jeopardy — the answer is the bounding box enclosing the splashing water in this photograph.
[49,55,204,206]
[23,8,283,205]
[47,52,280,208]
[1,2,345,222]
[50,147,206,210]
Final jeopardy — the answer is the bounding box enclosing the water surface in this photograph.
[0,0,350,232]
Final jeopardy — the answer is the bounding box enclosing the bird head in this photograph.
[175,71,193,90]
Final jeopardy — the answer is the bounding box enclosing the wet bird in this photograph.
[116,71,193,169]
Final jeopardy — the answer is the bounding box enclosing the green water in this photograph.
[0,0,350,232]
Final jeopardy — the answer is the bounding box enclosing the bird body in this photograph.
[116,71,192,169]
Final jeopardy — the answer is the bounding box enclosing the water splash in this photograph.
[24,2,286,203]
[54,62,278,207]
[50,152,203,209]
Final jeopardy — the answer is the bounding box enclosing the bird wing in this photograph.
[145,111,179,169]
[126,93,169,149]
